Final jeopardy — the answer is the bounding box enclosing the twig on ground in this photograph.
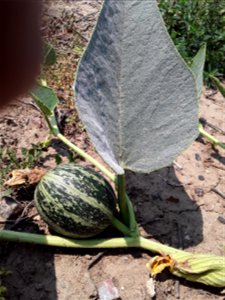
[173,161,183,171]
[74,28,89,42]
[88,252,105,270]
[8,201,35,230]
[211,164,225,172]
[17,100,40,111]
[205,121,225,135]
[211,188,225,200]
[205,90,217,101]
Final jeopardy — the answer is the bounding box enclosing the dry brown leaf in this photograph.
[4,168,46,187]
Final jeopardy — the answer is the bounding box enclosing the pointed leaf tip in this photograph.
[75,0,198,174]
[191,44,206,99]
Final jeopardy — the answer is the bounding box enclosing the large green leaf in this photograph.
[75,0,198,174]
[190,44,206,99]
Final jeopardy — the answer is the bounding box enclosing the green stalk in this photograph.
[1,230,224,288]
[199,123,225,149]
[48,114,116,182]
[110,217,133,237]
[57,132,116,181]
[0,230,181,253]
[117,174,129,226]
[126,194,138,235]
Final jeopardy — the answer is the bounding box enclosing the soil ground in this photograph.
[0,1,225,299]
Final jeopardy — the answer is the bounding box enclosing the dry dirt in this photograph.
[0,1,225,299]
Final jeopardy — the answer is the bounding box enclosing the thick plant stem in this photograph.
[199,123,225,149]
[126,194,138,235]
[46,114,116,181]
[56,132,116,181]
[117,174,129,227]
[111,217,133,237]
[1,230,224,288]
[0,230,182,254]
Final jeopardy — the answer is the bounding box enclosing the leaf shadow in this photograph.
[211,151,225,166]
[126,166,203,249]
[0,206,58,299]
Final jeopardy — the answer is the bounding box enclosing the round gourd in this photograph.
[34,163,116,238]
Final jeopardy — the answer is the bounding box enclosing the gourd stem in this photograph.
[111,217,133,237]
[117,174,129,227]
[56,132,116,181]
[126,194,138,235]
[0,230,185,255]
[46,113,116,181]
[199,123,225,149]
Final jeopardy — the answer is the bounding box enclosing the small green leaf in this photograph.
[31,85,59,116]
[190,44,206,99]
[21,147,28,156]
[43,42,57,66]
[209,75,225,98]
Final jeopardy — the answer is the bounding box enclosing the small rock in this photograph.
[98,278,120,300]
[195,153,201,161]
[217,215,225,225]
[85,254,92,260]
[198,175,205,181]
[145,278,156,299]
[194,187,204,197]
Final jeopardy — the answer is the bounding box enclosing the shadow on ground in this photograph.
[126,165,203,249]
[0,215,57,299]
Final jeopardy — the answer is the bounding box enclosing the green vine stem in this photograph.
[199,123,225,149]
[1,230,224,288]
[126,194,138,235]
[110,217,133,237]
[49,115,116,182]
[0,229,182,252]
[117,174,129,226]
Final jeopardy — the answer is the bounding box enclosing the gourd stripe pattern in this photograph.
[34,163,116,238]
[50,165,116,209]
[43,173,113,219]
[35,189,104,238]
[36,181,107,227]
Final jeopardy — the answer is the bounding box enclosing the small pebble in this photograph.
[98,278,120,300]
[85,254,92,260]
[195,153,201,161]
[198,175,205,181]
[145,278,156,299]
[217,216,225,225]
[194,187,204,197]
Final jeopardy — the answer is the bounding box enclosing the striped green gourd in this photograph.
[34,163,116,238]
